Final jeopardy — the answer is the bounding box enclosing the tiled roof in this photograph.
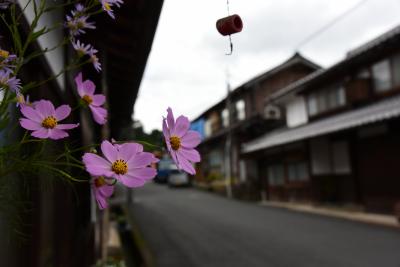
[269,24,400,102]
[242,95,400,154]
[191,53,320,122]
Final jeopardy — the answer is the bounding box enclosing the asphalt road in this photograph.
[130,183,400,267]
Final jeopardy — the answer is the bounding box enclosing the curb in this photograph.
[122,205,156,267]
[259,201,400,230]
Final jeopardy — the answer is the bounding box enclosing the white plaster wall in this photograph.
[18,0,65,90]
[286,96,308,128]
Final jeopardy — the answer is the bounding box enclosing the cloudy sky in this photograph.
[134,0,400,132]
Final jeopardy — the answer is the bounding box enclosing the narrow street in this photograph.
[130,183,400,267]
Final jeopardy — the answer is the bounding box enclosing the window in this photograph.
[221,109,229,127]
[287,162,309,182]
[310,138,351,175]
[204,119,212,137]
[209,150,223,167]
[267,164,284,186]
[328,87,345,109]
[356,68,370,79]
[392,53,400,87]
[307,94,317,116]
[235,100,245,121]
[307,86,346,116]
[372,59,391,92]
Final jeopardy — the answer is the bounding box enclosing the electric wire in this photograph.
[295,0,370,50]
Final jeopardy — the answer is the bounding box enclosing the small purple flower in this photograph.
[100,0,124,19]
[75,72,107,125]
[16,93,31,108]
[0,69,21,93]
[162,107,201,175]
[65,5,95,37]
[19,100,79,140]
[82,140,159,188]
[0,48,17,72]
[72,40,94,57]
[89,49,101,72]
[92,176,114,210]
[71,3,85,16]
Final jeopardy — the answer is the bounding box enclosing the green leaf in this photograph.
[30,26,47,41]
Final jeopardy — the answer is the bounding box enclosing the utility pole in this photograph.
[225,70,233,198]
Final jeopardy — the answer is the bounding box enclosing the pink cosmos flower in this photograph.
[162,107,201,175]
[19,100,79,140]
[92,176,114,210]
[75,72,107,125]
[82,140,159,188]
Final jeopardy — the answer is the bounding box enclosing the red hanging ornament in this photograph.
[216,14,243,36]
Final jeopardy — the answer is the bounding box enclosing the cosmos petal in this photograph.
[31,128,51,139]
[178,148,201,163]
[98,184,114,198]
[181,130,201,148]
[75,72,84,97]
[166,107,175,129]
[127,167,157,181]
[54,105,71,121]
[48,128,69,140]
[91,94,105,106]
[56,123,79,130]
[94,190,108,210]
[120,174,145,188]
[127,152,155,168]
[118,142,142,162]
[176,152,196,175]
[82,80,96,95]
[83,153,113,177]
[172,115,190,137]
[35,100,55,117]
[162,118,170,139]
[19,118,41,131]
[20,105,43,122]
[89,105,107,125]
[101,140,118,163]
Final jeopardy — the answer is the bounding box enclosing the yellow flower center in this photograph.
[82,95,93,105]
[112,159,128,175]
[104,2,111,11]
[0,50,9,59]
[170,136,181,151]
[94,176,106,188]
[41,116,58,129]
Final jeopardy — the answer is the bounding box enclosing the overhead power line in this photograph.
[295,0,370,50]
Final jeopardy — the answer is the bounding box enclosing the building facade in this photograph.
[243,25,400,214]
[192,54,320,199]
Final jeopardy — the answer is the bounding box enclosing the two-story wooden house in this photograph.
[192,53,320,199]
[243,25,400,214]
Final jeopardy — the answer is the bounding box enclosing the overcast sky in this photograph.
[134,0,400,132]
